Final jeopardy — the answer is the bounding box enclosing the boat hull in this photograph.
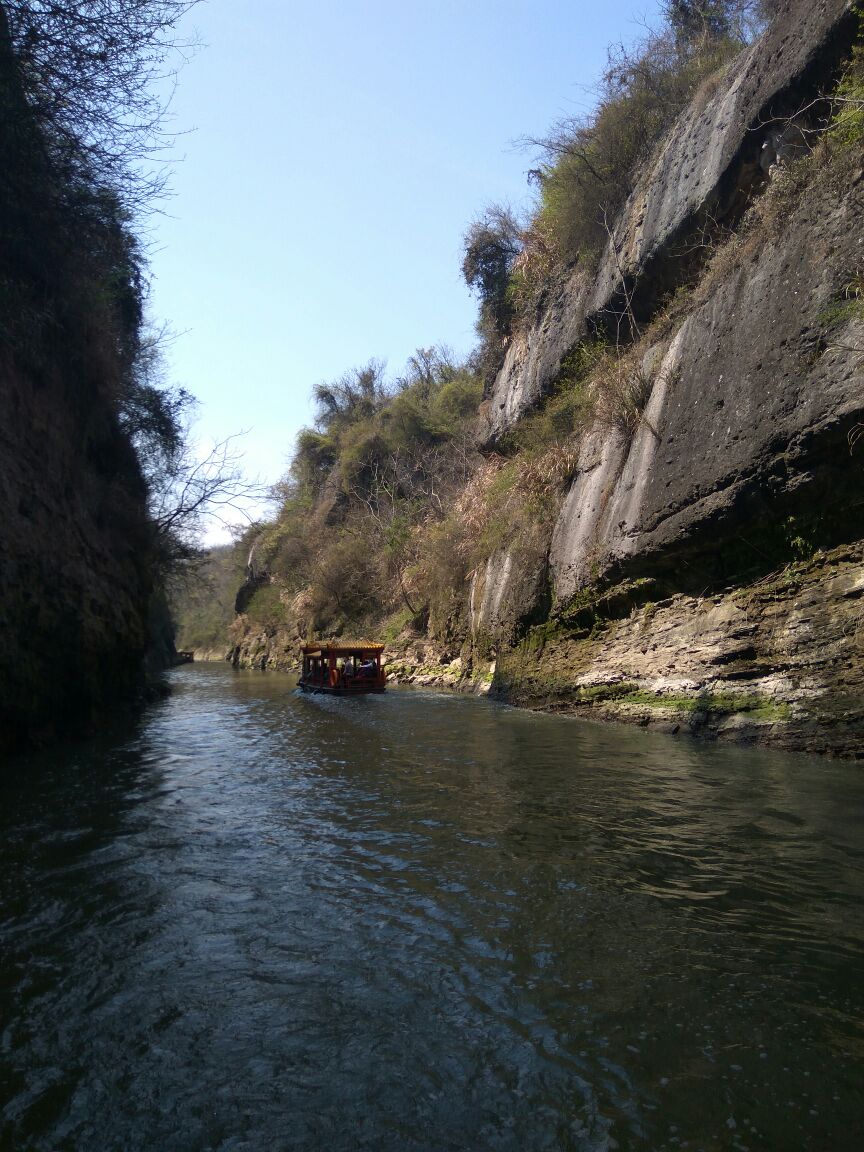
[299,680,386,695]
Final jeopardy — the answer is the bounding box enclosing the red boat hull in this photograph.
[298,679,386,695]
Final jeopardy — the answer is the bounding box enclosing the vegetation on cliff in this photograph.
[0,1,212,565]
[217,350,483,652]
[221,4,755,651]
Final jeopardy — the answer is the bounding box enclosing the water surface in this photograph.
[2,664,863,1150]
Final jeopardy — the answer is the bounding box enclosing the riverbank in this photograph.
[220,634,496,695]
[495,542,864,760]
[223,542,864,759]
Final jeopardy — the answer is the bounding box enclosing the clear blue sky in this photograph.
[147,0,664,539]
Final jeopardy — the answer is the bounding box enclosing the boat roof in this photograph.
[300,642,385,656]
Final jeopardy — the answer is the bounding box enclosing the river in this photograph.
[1,664,862,1150]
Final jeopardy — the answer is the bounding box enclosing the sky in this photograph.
[146,0,665,541]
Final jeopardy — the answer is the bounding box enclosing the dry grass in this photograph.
[591,359,656,438]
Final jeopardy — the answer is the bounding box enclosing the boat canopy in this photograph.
[300,642,385,658]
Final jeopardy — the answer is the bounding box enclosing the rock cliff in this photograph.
[482,0,857,444]
[0,356,156,755]
[0,32,161,758]
[473,0,864,756]
[227,1,864,757]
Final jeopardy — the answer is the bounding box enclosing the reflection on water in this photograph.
[1,664,863,1151]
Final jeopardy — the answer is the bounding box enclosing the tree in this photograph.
[0,0,199,207]
[148,431,265,572]
[462,205,522,340]
[115,324,264,574]
[665,1,731,44]
[312,360,388,434]
[663,1,772,49]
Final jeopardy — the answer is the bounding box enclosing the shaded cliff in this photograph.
[223,1,864,756]
[0,352,157,753]
[0,14,168,756]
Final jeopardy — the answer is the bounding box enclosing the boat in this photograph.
[298,642,387,695]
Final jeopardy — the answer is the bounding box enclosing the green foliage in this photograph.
[462,206,530,384]
[243,583,287,628]
[592,360,656,439]
[830,3,864,146]
[816,276,864,333]
[501,339,604,455]
[665,1,745,45]
[379,606,415,643]
[462,205,522,355]
[292,428,337,491]
[474,464,522,558]
[295,349,481,507]
[428,371,483,436]
[171,545,246,651]
[312,360,387,436]
[247,348,484,635]
[783,515,820,564]
[410,514,471,625]
[619,688,792,721]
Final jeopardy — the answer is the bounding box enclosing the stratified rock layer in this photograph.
[495,544,864,759]
[472,1,864,756]
[550,173,864,599]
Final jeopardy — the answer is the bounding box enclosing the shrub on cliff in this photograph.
[523,20,745,276]
[830,2,864,146]
[0,0,219,581]
[462,206,522,382]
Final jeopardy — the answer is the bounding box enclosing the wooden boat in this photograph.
[298,642,387,695]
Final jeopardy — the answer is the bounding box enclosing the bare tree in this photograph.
[0,0,200,206]
[149,432,266,569]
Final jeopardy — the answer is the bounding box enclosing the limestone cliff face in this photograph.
[482,0,856,445]
[472,0,864,757]
[496,544,864,758]
[227,2,864,756]
[549,174,864,600]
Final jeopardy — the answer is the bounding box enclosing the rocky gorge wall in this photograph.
[481,0,858,445]
[0,35,161,759]
[0,354,156,756]
[472,0,864,757]
[227,0,864,757]
[496,542,864,758]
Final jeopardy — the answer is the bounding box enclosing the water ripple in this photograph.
[1,665,863,1151]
